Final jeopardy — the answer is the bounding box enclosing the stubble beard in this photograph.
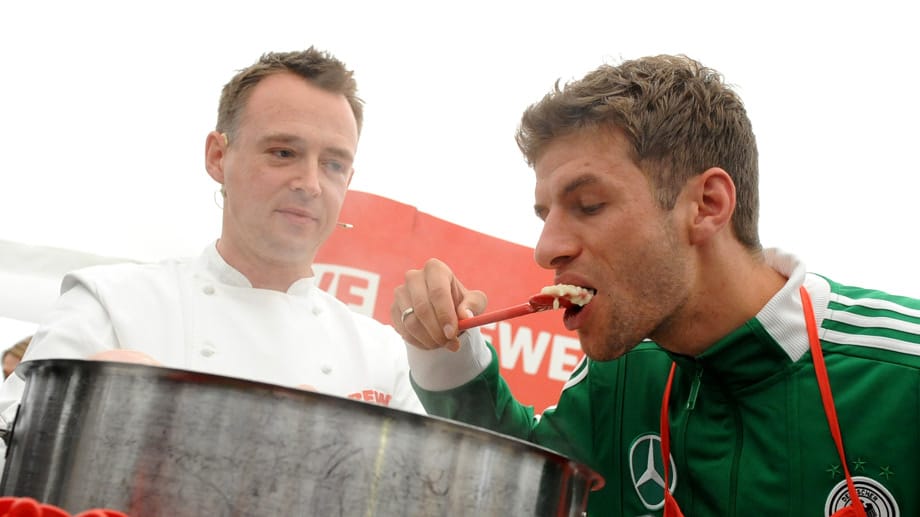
[594,223,689,361]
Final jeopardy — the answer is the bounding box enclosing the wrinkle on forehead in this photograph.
[240,73,359,153]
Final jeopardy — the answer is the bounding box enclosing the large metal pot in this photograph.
[0,359,602,516]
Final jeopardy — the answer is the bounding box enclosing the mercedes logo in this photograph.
[629,433,677,511]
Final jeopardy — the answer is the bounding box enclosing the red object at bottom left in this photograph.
[0,497,128,517]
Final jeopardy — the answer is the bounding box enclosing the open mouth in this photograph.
[567,287,596,317]
[540,284,596,319]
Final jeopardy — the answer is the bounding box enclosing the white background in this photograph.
[1,0,918,332]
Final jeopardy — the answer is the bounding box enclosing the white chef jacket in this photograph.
[0,243,425,445]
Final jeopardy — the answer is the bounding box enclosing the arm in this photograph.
[410,339,536,440]
[383,328,427,414]
[410,336,598,463]
[393,258,534,436]
[393,258,598,460]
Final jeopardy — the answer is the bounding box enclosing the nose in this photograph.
[534,213,580,270]
[289,161,322,197]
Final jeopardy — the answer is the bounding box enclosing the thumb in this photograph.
[457,288,488,320]
[444,289,487,353]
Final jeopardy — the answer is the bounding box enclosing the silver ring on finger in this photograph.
[400,307,415,323]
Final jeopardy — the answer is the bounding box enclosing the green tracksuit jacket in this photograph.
[413,261,920,516]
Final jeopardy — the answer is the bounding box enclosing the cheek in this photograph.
[230,158,282,186]
[232,170,285,202]
[323,180,349,204]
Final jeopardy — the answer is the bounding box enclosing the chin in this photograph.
[580,337,631,362]
[579,341,611,362]
[583,350,622,362]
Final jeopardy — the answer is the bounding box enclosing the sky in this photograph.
[1,0,918,313]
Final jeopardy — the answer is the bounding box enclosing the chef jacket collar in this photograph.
[201,242,317,296]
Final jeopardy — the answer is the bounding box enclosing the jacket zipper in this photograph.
[686,366,703,410]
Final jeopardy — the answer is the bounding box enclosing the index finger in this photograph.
[407,259,462,341]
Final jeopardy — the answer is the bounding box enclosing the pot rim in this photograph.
[16,358,605,491]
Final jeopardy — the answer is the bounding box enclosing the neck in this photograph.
[655,243,787,357]
[215,239,314,292]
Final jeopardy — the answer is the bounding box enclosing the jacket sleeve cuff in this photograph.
[405,329,493,391]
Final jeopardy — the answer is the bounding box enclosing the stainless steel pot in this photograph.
[0,359,602,516]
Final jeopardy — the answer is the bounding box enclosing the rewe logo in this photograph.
[312,264,380,317]
[480,322,583,381]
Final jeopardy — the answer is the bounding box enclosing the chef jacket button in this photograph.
[202,285,216,295]
[312,306,322,316]
[321,364,332,374]
[200,343,216,357]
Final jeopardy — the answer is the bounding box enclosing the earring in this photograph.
[213,188,224,209]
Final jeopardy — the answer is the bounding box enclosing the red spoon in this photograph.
[458,293,575,331]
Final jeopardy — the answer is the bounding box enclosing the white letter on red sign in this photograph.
[497,323,551,375]
[547,335,582,381]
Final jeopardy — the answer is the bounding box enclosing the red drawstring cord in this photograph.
[660,363,684,517]
[800,287,865,517]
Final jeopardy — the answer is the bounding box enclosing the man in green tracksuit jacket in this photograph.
[391,55,919,516]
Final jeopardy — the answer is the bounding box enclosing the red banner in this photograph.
[314,190,583,411]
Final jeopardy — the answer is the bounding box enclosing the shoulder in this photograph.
[819,275,920,366]
[61,258,194,298]
[823,276,920,312]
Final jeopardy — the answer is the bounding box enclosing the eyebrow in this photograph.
[258,133,302,146]
[563,174,598,195]
[533,173,599,216]
[324,146,355,162]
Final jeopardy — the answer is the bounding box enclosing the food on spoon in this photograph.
[540,284,594,309]
[457,286,593,331]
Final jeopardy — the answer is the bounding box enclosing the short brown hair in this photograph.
[216,47,364,140]
[516,55,760,250]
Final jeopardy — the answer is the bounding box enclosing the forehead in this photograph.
[239,72,358,150]
[533,128,645,194]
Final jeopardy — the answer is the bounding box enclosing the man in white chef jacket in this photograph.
[0,48,426,460]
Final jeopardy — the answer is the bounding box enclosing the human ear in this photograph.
[687,167,736,245]
[204,131,227,186]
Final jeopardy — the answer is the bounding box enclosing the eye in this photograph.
[580,203,605,215]
[271,148,296,159]
[323,160,349,175]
